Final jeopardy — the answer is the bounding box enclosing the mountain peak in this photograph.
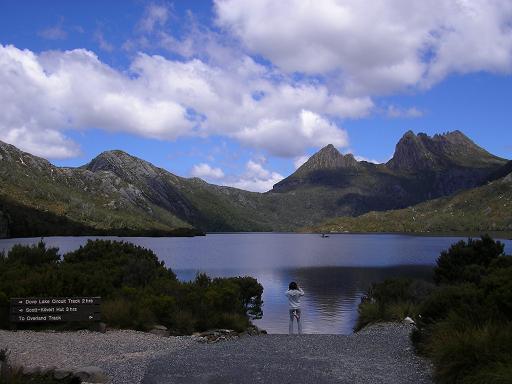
[85,149,163,180]
[272,144,361,191]
[387,130,506,171]
[319,143,337,152]
[297,144,360,174]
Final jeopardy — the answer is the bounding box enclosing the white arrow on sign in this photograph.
[89,315,93,319]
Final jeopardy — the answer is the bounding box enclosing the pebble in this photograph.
[143,323,433,384]
[0,329,195,384]
[0,323,432,384]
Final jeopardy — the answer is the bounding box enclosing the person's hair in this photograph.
[289,281,298,290]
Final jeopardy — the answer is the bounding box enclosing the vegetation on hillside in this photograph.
[357,235,512,383]
[1,130,509,237]
[0,195,202,238]
[309,173,512,234]
[0,240,263,334]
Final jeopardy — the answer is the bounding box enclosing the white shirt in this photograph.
[285,288,304,309]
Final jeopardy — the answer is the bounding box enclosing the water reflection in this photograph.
[1,234,509,334]
[175,265,433,334]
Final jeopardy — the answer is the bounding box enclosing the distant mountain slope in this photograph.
[0,142,283,237]
[83,150,274,232]
[0,141,199,237]
[0,130,509,237]
[307,171,512,234]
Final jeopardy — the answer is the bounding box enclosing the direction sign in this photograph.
[11,297,101,306]
[10,297,101,323]
[9,312,101,323]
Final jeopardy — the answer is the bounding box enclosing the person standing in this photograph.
[286,281,304,334]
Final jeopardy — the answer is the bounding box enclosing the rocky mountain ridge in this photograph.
[387,130,504,171]
[0,130,509,237]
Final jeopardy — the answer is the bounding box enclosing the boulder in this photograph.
[73,366,109,383]
[54,368,73,380]
[22,366,42,375]
[96,322,107,333]
[150,325,170,337]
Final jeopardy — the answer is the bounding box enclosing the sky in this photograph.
[1,0,511,192]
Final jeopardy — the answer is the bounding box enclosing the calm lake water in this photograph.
[1,233,510,334]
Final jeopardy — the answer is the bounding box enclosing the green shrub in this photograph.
[434,235,505,285]
[356,301,382,331]
[2,240,60,266]
[419,284,484,324]
[171,310,196,334]
[0,240,263,334]
[427,318,512,384]
[358,235,512,384]
[481,264,512,321]
[355,278,434,330]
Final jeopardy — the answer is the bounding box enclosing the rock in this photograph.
[403,316,415,325]
[150,325,170,337]
[96,322,107,333]
[22,366,42,375]
[54,368,73,380]
[194,329,240,343]
[73,366,109,383]
[246,326,267,336]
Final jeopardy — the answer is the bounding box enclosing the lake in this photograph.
[1,233,510,334]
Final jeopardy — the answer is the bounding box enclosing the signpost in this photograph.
[10,297,101,323]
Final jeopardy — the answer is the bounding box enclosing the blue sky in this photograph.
[1,0,511,191]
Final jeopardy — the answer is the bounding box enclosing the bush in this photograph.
[434,235,505,285]
[355,278,434,330]
[358,235,512,384]
[2,240,60,266]
[481,264,512,321]
[427,319,512,384]
[0,240,263,334]
[418,284,484,325]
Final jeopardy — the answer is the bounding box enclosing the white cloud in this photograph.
[95,30,114,52]
[39,24,67,40]
[226,159,284,192]
[234,110,349,157]
[137,4,170,33]
[354,155,380,164]
[215,0,512,95]
[0,42,362,159]
[386,105,424,118]
[4,127,80,159]
[12,0,510,161]
[191,163,225,179]
[0,45,195,158]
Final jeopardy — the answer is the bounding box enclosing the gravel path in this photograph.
[142,323,433,384]
[1,323,432,384]
[0,329,195,383]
